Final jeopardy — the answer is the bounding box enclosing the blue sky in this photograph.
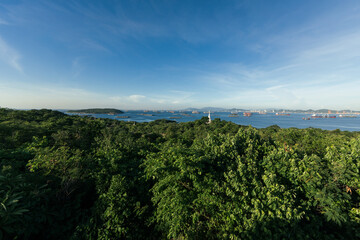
[1,0,360,110]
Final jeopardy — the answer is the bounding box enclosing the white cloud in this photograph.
[0,36,22,72]
[110,94,146,103]
[109,91,197,109]
[128,94,146,102]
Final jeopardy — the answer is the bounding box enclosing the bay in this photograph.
[65,111,360,132]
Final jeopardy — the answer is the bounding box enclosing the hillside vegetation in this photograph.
[67,108,123,114]
[1,108,360,239]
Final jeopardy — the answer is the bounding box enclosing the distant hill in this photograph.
[284,109,360,114]
[182,107,360,114]
[67,108,123,114]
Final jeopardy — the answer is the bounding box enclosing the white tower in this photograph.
[208,110,211,123]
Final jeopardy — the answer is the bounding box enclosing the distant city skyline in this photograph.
[1,0,360,110]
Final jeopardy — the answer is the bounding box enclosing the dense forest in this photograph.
[1,108,360,239]
[67,108,124,114]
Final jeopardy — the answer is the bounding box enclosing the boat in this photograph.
[339,115,357,118]
[243,112,252,117]
[311,114,322,118]
[311,114,336,119]
[192,110,199,114]
[229,114,239,117]
[302,117,310,120]
[276,113,290,116]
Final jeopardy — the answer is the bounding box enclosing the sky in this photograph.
[1,0,360,110]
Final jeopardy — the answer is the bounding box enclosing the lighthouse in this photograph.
[208,111,212,124]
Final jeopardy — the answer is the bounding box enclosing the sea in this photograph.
[65,111,360,132]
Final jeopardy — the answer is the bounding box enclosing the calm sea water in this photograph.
[65,111,360,132]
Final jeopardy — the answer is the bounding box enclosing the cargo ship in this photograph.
[311,114,336,119]
[311,114,322,118]
[243,112,252,117]
[339,114,356,118]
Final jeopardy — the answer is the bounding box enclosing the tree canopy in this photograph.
[0,108,359,239]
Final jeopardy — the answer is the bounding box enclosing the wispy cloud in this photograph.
[0,36,22,72]
[82,39,110,53]
[0,18,8,25]
[72,57,85,78]
[1,1,360,110]
[198,7,360,109]
[64,2,166,40]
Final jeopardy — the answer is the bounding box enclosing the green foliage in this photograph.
[143,128,268,239]
[0,173,29,239]
[1,108,360,239]
[67,108,123,114]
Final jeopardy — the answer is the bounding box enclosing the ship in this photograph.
[311,114,322,118]
[243,112,252,117]
[339,114,357,118]
[311,114,336,119]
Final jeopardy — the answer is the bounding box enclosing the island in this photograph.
[67,108,123,114]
